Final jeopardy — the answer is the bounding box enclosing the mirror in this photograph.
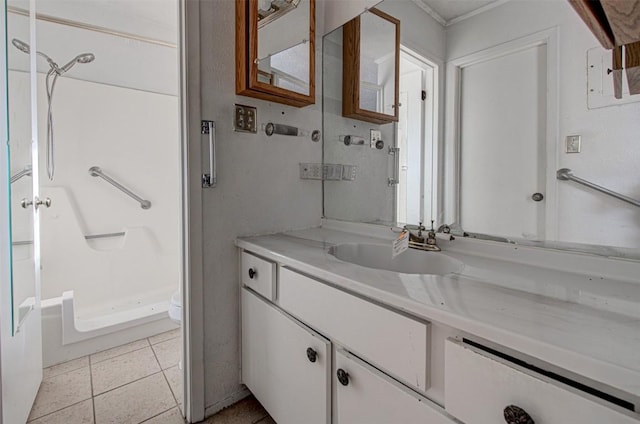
[7,0,37,333]
[342,8,399,123]
[323,0,640,260]
[236,0,316,107]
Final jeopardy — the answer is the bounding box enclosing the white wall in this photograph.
[446,0,640,249]
[198,0,324,413]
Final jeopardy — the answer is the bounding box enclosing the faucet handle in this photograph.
[417,221,426,236]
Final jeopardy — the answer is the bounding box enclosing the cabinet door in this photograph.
[445,339,639,424]
[241,288,330,424]
[335,350,454,424]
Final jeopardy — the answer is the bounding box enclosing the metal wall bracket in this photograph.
[201,120,216,188]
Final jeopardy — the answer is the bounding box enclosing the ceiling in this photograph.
[411,0,506,26]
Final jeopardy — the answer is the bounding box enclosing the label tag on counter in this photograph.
[392,230,409,257]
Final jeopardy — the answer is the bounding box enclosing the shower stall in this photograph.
[6,0,181,367]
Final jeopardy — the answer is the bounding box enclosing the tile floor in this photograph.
[28,328,275,424]
[29,329,183,424]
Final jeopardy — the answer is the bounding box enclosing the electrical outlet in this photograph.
[566,135,581,153]
[234,104,257,133]
[342,165,357,181]
[299,163,323,180]
[370,130,382,149]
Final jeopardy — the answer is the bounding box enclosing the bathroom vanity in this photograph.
[237,221,640,424]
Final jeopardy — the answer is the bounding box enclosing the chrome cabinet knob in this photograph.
[20,198,33,209]
[531,193,544,202]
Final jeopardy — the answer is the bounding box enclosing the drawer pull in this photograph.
[306,347,317,363]
[248,268,257,279]
[337,368,350,386]
[503,405,534,424]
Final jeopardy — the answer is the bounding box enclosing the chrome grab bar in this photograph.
[388,146,399,186]
[201,120,216,188]
[10,165,32,184]
[13,231,126,246]
[557,168,640,208]
[89,166,151,209]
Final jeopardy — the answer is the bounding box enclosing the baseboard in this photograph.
[203,387,251,419]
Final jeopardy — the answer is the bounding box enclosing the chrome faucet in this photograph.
[404,220,443,252]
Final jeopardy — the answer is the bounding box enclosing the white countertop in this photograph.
[236,225,640,399]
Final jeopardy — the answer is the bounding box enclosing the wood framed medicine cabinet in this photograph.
[342,8,400,124]
[236,0,316,107]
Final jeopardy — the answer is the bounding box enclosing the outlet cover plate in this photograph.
[234,104,257,133]
[566,135,581,153]
[370,130,382,148]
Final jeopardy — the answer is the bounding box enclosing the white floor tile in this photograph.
[90,339,150,365]
[94,373,176,424]
[142,407,184,424]
[148,328,180,346]
[163,366,182,406]
[91,347,160,395]
[43,356,89,380]
[151,337,181,370]
[28,367,92,421]
[28,399,94,424]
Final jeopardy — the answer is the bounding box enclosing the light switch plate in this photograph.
[566,135,581,153]
[234,104,257,133]
[370,130,382,149]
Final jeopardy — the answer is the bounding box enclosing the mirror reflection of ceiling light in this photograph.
[257,0,301,28]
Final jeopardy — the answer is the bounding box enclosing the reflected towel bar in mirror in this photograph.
[264,122,320,141]
[557,168,640,207]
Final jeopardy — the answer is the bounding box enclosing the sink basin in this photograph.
[330,243,464,275]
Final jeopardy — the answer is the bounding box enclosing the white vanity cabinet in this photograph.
[240,251,453,424]
[241,288,331,424]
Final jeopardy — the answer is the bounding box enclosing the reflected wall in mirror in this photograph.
[236,0,315,107]
[323,0,440,226]
[7,0,37,334]
[323,0,640,260]
[342,8,399,124]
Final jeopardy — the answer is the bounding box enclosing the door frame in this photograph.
[443,28,559,240]
[396,46,438,225]
[0,1,9,417]
[181,0,205,422]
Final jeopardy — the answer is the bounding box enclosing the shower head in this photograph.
[60,53,95,73]
[12,38,30,54]
[11,38,61,73]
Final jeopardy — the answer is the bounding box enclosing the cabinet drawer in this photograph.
[241,288,330,424]
[336,349,455,424]
[279,267,429,392]
[241,251,276,300]
[444,339,639,424]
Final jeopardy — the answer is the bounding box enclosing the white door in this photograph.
[396,49,437,226]
[458,44,547,240]
[1,1,44,422]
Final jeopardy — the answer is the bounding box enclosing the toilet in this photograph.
[168,291,181,325]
